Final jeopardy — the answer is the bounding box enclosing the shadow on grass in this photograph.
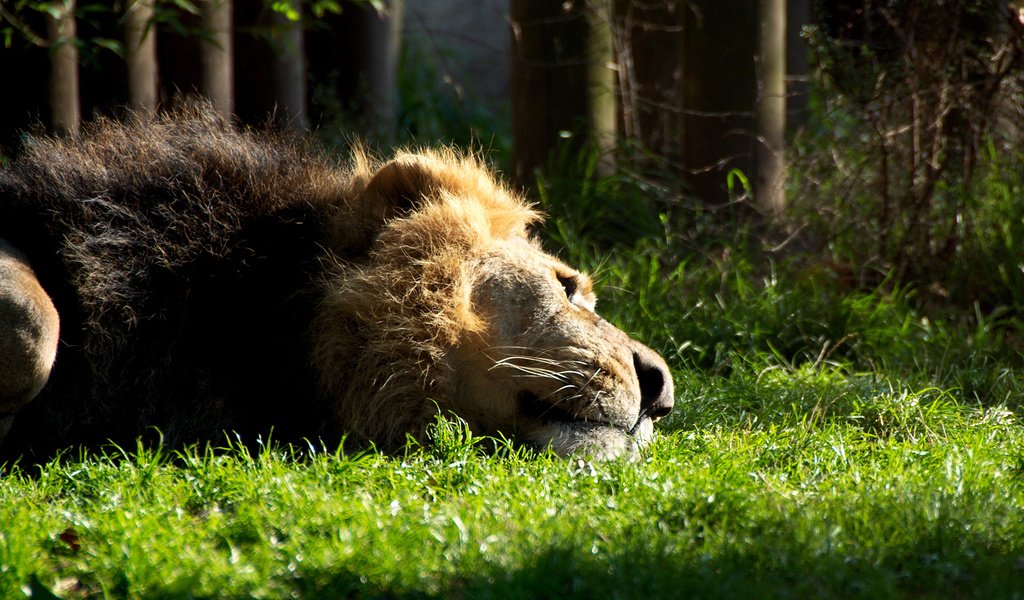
[270,537,1024,599]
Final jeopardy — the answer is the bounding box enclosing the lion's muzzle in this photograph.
[632,345,674,420]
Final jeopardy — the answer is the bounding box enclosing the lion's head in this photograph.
[313,150,674,459]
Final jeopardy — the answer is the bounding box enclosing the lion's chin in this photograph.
[525,418,653,461]
[511,390,653,460]
[512,390,653,460]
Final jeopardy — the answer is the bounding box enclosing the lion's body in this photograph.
[0,106,673,461]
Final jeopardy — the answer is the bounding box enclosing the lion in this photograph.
[0,105,673,461]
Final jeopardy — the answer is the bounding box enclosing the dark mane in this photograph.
[0,105,348,459]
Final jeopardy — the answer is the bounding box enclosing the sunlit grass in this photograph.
[2,381,1023,599]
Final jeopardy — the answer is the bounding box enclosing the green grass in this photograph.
[2,376,1023,598]
[4,153,1024,598]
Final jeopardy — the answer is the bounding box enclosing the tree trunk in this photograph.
[201,0,233,118]
[756,0,786,214]
[613,0,682,165]
[46,0,80,135]
[269,0,307,131]
[125,0,158,118]
[510,0,617,184]
[156,4,201,104]
[786,0,810,132]
[587,0,616,172]
[304,0,402,139]
[359,0,403,140]
[234,0,307,130]
[681,0,757,203]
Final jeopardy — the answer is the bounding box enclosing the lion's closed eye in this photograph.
[554,271,597,312]
[556,272,579,299]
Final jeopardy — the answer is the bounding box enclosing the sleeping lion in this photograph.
[0,105,673,461]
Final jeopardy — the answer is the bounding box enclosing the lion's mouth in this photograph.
[516,391,643,436]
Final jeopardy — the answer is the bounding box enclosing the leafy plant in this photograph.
[0,0,122,61]
[795,1,1024,307]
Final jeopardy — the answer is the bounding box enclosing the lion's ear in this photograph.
[361,155,446,221]
[330,155,448,254]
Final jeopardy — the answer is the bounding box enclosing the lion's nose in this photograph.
[632,347,674,420]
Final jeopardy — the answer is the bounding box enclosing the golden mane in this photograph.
[313,149,541,447]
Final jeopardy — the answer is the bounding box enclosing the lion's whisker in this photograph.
[490,354,589,369]
[540,384,579,401]
[489,356,592,384]
[574,368,603,393]
[487,346,590,362]
[490,362,574,383]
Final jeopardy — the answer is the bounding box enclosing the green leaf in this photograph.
[93,37,123,56]
[170,0,200,16]
[726,168,751,197]
[270,1,300,22]
[310,0,342,19]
